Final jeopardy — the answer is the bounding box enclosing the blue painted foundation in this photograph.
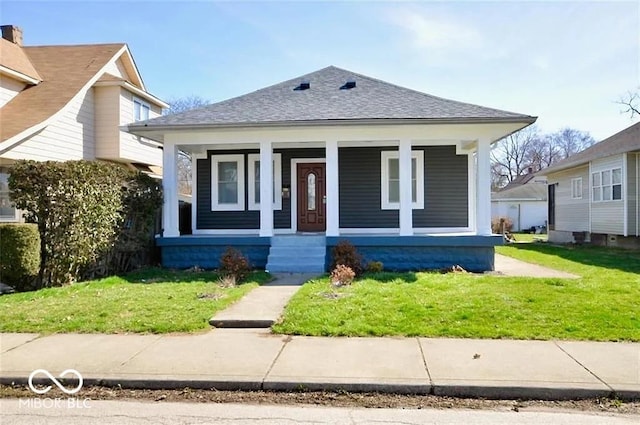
[156,236,270,269]
[326,236,503,273]
[157,234,502,273]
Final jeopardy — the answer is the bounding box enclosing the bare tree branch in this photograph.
[617,90,640,118]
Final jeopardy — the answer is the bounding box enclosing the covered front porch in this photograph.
[156,123,510,272]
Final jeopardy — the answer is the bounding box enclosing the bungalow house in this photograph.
[491,171,548,232]
[0,25,168,222]
[127,66,536,272]
[543,122,640,248]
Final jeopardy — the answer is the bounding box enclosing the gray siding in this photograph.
[196,148,324,230]
[628,153,639,236]
[338,146,468,228]
[591,154,624,235]
[547,166,590,233]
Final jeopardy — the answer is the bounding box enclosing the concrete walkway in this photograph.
[494,254,579,278]
[1,331,638,400]
[209,273,316,328]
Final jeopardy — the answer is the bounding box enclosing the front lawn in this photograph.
[272,244,640,341]
[0,269,270,334]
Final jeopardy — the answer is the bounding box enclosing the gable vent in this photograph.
[294,80,310,91]
[340,79,356,90]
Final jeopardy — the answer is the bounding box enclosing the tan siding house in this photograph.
[0,25,168,222]
[544,123,640,248]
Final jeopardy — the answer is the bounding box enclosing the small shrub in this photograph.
[217,274,236,288]
[0,224,40,291]
[491,217,513,234]
[330,240,363,276]
[219,247,250,282]
[330,265,355,287]
[365,261,384,273]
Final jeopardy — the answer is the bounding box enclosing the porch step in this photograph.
[266,236,327,273]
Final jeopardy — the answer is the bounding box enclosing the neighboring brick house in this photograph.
[543,122,640,248]
[0,25,167,221]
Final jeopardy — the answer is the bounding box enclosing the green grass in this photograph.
[273,244,640,341]
[0,268,270,334]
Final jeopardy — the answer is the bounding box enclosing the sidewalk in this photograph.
[1,331,638,400]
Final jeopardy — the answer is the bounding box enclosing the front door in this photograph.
[297,163,326,232]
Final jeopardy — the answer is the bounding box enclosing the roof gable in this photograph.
[0,38,41,82]
[138,66,535,128]
[0,43,125,144]
[542,122,640,175]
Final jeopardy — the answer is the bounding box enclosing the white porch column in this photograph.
[325,139,340,236]
[162,142,180,237]
[468,152,476,233]
[399,138,413,236]
[259,141,274,237]
[476,138,492,235]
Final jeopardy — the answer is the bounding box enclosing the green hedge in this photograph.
[0,223,40,291]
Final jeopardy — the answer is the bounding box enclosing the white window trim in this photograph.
[380,150,424,210]
[133,97,150,121]
[591,168,622,203]
[571,177,582,199]
[247,153,282,211]
[211,154,245,211]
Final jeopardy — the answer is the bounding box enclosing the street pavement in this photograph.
[1,399,638,425]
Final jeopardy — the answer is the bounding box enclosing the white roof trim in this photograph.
[94,79,168,108]
[0,65,40,85]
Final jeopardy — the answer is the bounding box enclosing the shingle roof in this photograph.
[136,66,535,128]
[541,122,640,175]
[0,43,124,142]
[0,38,41,81]
[493,180,547,201]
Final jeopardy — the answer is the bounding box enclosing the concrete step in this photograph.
[270,235,326,247]
[266,263,326,273]
[268,246,326,257]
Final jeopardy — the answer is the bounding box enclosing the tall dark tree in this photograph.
[164,96,211,195]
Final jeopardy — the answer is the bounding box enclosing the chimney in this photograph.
[1,25,23,46]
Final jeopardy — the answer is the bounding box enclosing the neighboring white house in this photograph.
[543,122,640,248]
[0,25,168,222]
[492,172,548,232]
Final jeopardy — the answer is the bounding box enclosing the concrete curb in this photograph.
[208,319,274,328]
[3,376,636,401]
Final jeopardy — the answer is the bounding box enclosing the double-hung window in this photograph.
[571,178,582,199]
[133,97,150,121]
[247,154,282,210]
[380,150,424,210]
[211,154,245,211]
[592,168,622,202]
[0,167,18,221]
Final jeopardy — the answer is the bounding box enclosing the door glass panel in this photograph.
[307,173,316,210]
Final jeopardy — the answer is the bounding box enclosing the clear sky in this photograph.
[3,0,639,140]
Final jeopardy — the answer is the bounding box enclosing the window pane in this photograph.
[307,173,316,210]
[389,158,399,179]
[602,170,611,185]
[411,158,416,177]
[0,170,14,219]
[411,179,417,202]
[613,184,622,200]
[134,101,141,121]
[218,182,238,204]
[254,162,260,203]
[142,105,150,120]
[389,180,400,203]
[593,187,601,201]
[603,186,612,201]
[218,162,237,183]
[612,168,621,184]
[592,173,600,186]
